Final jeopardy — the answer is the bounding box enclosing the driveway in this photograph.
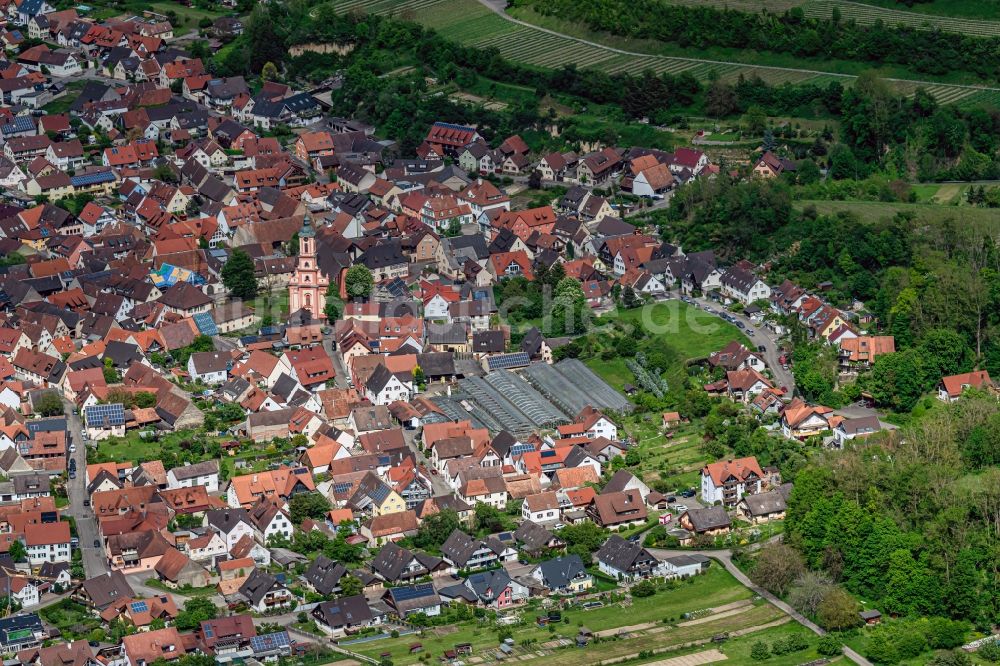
[63,402,109,579]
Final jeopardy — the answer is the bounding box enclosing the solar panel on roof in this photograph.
[510,443,533,456]
[192,312,219,336]
[333,482,352,494]
[250,631,291,653]
[130,601,148,613]
[70,171,115,187]
[204,626,214,638]
[84,403,125,427]
[392,583,434,601]
[540,450,557,458]
[487,353,530,371]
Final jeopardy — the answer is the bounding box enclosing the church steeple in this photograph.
[299,213,315,258]
[300,212,316,238]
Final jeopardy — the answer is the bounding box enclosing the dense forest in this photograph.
[515,0,1000,79]
[785,393,1000,637]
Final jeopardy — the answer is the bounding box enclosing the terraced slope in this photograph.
[331,0,1000,106]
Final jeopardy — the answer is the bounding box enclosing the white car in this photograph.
[69,444,76,453]
[673,504,688,513]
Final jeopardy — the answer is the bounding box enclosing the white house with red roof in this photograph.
[700,456,763,507]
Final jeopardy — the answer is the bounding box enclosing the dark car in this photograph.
[93,539,100,548]
[68,471,76,479]
[666,496,676,503]
[83,499,90,507]
[757,345,766,352]
[681,489,696,498]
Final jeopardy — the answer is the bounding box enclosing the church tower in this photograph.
[287,214,329,318]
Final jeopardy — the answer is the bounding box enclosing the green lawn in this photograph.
[353,566,762,665]
[585,301,749,394]
[90,429,224,465]
[795,199,1000,229]
[43,80,88,115]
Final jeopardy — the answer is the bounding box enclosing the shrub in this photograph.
[751,641,771,661]
[817,635,842,656]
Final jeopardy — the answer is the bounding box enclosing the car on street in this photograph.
[666,496,676,503]
[674,504,688,513]
[68,470,75,479]
[757,345,766,352]
[83,499,90,507]
[93,539,100,547]
[69,444,76,453]
[681,489,696,498]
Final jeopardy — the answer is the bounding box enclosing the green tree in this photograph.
[261,61,279,82]
[174,597,218,631]
[866,349,926,412]
[324,281,342,321]
[344,265,374,301]
[35,392,64,417]
[103,357,119,384]
[817,587,861,631]
[473,504,506,534]
[289,493,331,524]
[8,540,26,562]
[413,509,459,549]
[222,249,258,300]
[339,574,363,597]
[244,4,285,73]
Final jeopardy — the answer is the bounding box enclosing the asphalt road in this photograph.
[684,293,795,394]
[63,403,109,579]
[401,428,451,496]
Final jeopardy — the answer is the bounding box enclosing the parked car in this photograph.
[681,489,696,498]
[757,345,766,352]
[93,539,100,548]
[666,496,676,503]
[674,504,688,513]
[83,499,90,507]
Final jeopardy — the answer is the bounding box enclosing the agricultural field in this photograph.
[794,199,1000,229]
[800,0,1000,38]
[332,0,1000,103]
[350,567,812,666]
[661,0,1000,38]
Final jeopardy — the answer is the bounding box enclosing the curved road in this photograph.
[688,293,795,394]
[473,0,1000,97]
[649,547,871,666]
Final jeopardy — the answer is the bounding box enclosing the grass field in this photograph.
[583,301,748,394]
[332,0,1000,103]
[795,199,1000,227]
[351,566,781,665]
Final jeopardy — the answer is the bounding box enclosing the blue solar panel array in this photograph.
[250,631,291,653]
[391,583,435,602]
[510,443,534,457]
[192,312,219,336]
[84,403,125,427]
[70,170,116,187]
[487,352,530,371]
[130,601,148,613]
